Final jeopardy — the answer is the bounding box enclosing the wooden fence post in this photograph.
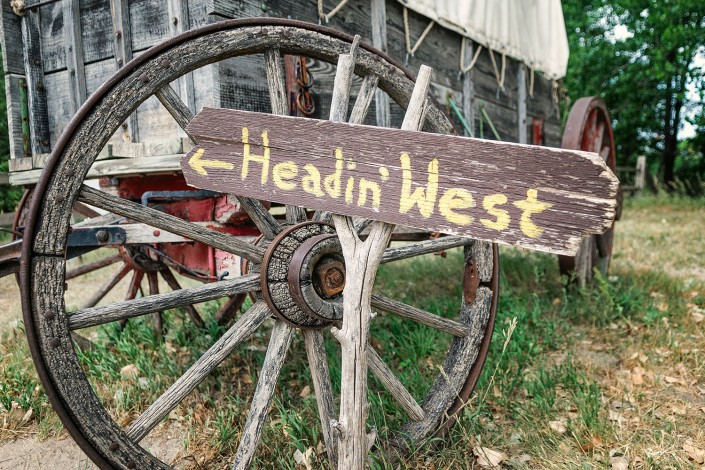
[635,155,646,196]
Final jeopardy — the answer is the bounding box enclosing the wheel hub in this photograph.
[260,222,344,328]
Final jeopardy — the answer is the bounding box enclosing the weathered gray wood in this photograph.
[635,155,646,195]
[381,236,471,263]
[349,74,379,125]
[332,64,432,470]
[370,0,390,127]
[235,196,282,239]
[70,273,259,329]
[167,0,196,114]
[81,262,131,309]
[126,300,270,442]
[4,74,27,160]
[302,329,338,466]
[21,9,51,154]
[129,1,170,52]
[155,84,195,140]
[159,268,205,328]
[517,64,527,144]
[371,294,469,337]
[110,0,138,142]
[367,346,425,421]
[181,105,618,255]
[78,185,265,262]
[0,0,24,75]
[63,0,87,113]
[461,38,475,137]
[232,320,294,470]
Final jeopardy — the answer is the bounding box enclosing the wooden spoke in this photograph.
[78,185,265,263]
[265,48,308,226]
[147,272,164,336]
[159,268,204,328]
[235,196,282,240]
[81,263,131,309]
[215,293,247,326]
[302,330,338,465]
[126,301,271,442]
[232,320,294,470]
[600,144,611,161]
[120,268,144,329]
[371,294,469,337]
[65,253,123,280]
[349,74,379,125]
[286,205,308,224]
[593,119,605,153]
[69,273,260,330]
[312,210,333,223]
[367,346,425,421]
[155,84,194,140]
[381,236,472,264]
[353,217,374,234]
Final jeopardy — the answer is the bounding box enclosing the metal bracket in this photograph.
[68,226,127,246]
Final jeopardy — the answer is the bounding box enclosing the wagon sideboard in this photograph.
[1,0,563,186]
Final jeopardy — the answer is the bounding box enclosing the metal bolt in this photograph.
[33,58,40,66]
[36,82,45,91]
[282,29,290,38]
[109,442,119,452]
[66,169,75,177]
[139,72,150,83]
[261,27,268,35]
[50,338,60,348]
[64,282,68,291]
[261,3,267,11]
[161,59,171,68]
[115,30,122,39]
[153,230,160,237]
[41,139,49,146]
[55,194,65,202]
[96,229,109,243]
[126,461,136,469]
[117,58,123,66]
[122,123,128,130]
[172,16,178,25]
[45,312,55,320]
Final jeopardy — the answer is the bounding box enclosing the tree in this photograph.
[562,0,705,189]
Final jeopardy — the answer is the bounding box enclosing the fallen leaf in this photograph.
[671,404,687,415]
[549,420,567,434]
[299,385,311,398]
[473,446,508,468]
[120,364,139,378]
[663,376,682,385]
[631,367,645,385]
[241,374,253,384]
[293,447,314,470]
[21,407,33,424]
[684,440,705,464]
[610,456,629,470]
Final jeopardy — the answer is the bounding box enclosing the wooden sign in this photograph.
[181,108,618,256]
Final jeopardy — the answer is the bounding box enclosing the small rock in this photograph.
[120,364,139,378]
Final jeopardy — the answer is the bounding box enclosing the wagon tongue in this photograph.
[0,240,21,278]
[181,108,619,257]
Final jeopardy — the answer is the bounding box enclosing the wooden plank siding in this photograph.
[2,0,563,184]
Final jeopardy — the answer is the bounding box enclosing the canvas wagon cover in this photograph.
[399,0,569,79]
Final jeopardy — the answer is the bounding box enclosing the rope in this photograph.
[317,0,349,23]
[487,48,506,89]
[459,39,483,74]
[403,7,435,57]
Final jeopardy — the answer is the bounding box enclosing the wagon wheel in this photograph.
[20,19,498,468]
[558,97,620,284]
[12,187,206,334]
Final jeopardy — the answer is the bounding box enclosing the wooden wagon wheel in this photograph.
[558,97,620,284]
[20,19,498,469]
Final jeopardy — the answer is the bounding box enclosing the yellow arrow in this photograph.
[188,148,235,176]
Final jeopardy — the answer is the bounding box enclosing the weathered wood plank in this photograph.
[461,38,476,137]
[370,0,390,127]
[21,9,51,154]
[181,107,618,255]
[371,294,469,337]
[167,0,196,115]
[80,0,114,64]
[0,0,25,74]
[78,185,266,262]
[129,1,170,52]
[63,0,87,112]
[517,65,527,144]
[232,320,293,470]
[4,74,27,160]
[70,273,259,329]
[110,0,138,141]
[126,301,271,442]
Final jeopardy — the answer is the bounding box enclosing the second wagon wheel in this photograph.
[558,97,620,285]
[20,19,498,469]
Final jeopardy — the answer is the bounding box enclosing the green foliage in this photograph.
[562,0,705,188]
[0,49,23,212]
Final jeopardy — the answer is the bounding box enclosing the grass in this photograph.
[1,195,704,468]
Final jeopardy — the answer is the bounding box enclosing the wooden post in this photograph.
[517,65,527,144]
[635,155,646,196]
[332,65,433,470]
[461,37,475,137]
[63,0,87,114]
[110,0,138,142]
[167,0,196,116]
[370,0,390,127]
